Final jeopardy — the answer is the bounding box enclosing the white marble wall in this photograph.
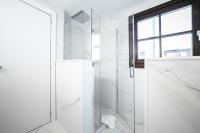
[56,60,93,133]
[146,57,200,133]
[100,19,118,114]
[100,14,135,127]
[135,69,145,133]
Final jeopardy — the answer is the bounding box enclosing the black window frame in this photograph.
[129,0,200,68]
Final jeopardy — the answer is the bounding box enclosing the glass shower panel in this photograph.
[63,9,92,60]
[117,28,134,131]
[91,9,101,131]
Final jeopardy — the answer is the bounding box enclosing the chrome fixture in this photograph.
[71,10,90,24]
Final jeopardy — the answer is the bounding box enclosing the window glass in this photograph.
[161,6,192,35]
[162,33,192,57]
[137,16,159,39]
[138,39,160,59]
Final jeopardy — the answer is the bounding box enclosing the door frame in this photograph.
[19,0,57,130]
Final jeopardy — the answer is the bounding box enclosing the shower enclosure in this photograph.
[98,19,135,132]
[63,8,101,132]
[63,8,134,133]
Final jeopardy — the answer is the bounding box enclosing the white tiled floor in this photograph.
[97,115,133,133]
[31,121,67,133]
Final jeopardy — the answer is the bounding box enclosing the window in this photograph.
[129,0,200,68]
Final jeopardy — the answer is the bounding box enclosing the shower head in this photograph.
[71,10,90,24]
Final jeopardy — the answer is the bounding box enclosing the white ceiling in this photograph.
[45,0,147,18]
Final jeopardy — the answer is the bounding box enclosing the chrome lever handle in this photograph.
[130,67,134,78]
[197,30,200,41]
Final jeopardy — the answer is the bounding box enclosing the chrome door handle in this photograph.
[197,30,200,41]
[130,67,134,77]
[0,66,3,70]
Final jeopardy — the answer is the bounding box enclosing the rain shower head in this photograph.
[71,10,90,24]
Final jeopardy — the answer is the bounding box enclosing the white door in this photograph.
[0,0,51,133]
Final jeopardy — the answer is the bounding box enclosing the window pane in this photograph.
[161,6,192,35]
[162,33,192,57]
[137,16,159,39]
[138,39,160,59]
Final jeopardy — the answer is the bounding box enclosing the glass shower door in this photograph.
[91,9,101,131]
[116,27,135,131]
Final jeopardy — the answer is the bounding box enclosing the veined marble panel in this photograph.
[146,57,200,133]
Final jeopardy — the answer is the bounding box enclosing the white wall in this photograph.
[101,13,135,127]
[100,19,118,113]
[33,0,64,60]
[100,12,135,128]
[100,0,170,132]
[146,57,200,133]
[56,61,93,133]
[29,0,64,123]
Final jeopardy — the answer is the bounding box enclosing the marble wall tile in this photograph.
[146,58,200,133]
